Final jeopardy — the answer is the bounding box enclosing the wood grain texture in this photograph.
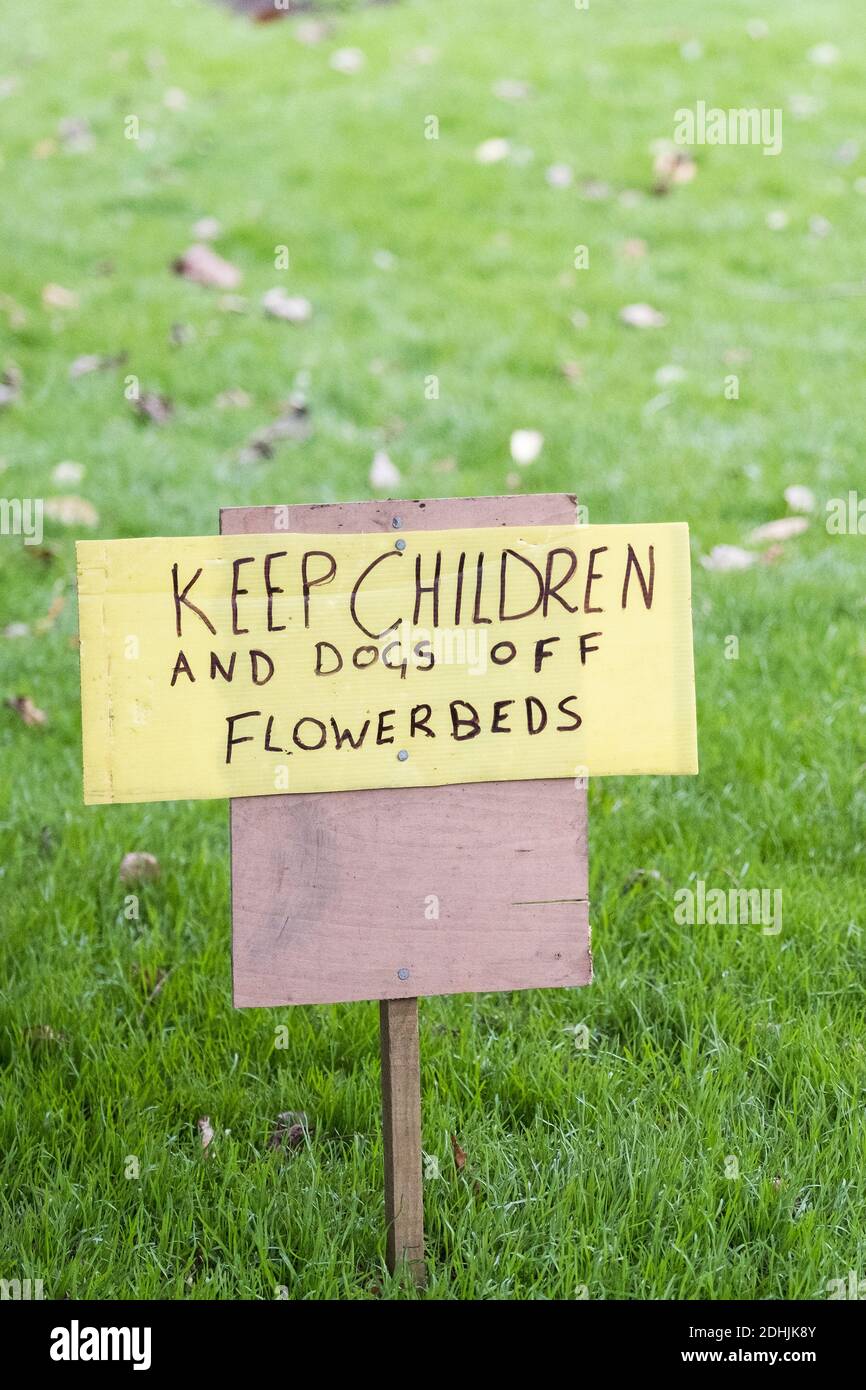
[222,495,591,1006]
[380,997,425,1285]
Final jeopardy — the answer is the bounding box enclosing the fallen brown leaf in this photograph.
[35,593,66,634]
[451,1133,466,1172]
[192,216,221,241]
[172,243,242,290]
[215,388,252,409]
[58,116,94,153]
[620,238,648,260]
[268,1110,310,1151]
[620,302,667,328]
[239,397,310,462]
[262,287,312,322]
[749,517,809,543]
[0,293,27,329]
[24,544,59,564]
[6,695,47,727]
[198,1116,215,1154]
[24,1024,68,1047]
[119,851,160,884]
[51,460,84,486]
[132,392,173,426]
[652,145,697,193]
[0,363,22,408]
[43,495,99,527]
[42,283,79,311]
[784,484,816,514]
[700,545,756,572]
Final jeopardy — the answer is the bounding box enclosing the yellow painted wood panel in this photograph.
[77,521,697,804]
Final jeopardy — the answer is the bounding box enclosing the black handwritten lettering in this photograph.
[170,650,195,685]
[302,551,337,628]
[172,564,216,638]
[264,551,287,632]
[556,695,582,731]
[622,544,655,609]
[450,699,481,740]
[225,710,260,764]
[350,551,402,639]
[583,546,607,613]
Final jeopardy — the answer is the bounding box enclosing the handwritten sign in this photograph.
[77,520,697,805]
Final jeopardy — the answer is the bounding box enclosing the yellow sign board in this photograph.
[76,523,697,804]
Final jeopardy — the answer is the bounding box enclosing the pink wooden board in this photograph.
[221,495,591,1006]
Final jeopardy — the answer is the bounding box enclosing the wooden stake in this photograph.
[379,997,426,1287]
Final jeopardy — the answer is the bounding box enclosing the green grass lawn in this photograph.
[1,0,865,1299]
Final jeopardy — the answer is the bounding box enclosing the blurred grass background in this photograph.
[0,0,864,1298]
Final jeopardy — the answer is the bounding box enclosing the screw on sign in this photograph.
[76,492,698,1288]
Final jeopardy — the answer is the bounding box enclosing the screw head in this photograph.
[391,516,402,529]
[397,967,410,981]
[395,538,406,551]
[397,749,409,761]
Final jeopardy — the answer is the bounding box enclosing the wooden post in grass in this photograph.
[380,998,425,1285]
[77,492,697,1288]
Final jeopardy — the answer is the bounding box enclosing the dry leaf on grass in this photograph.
[581,179,611,200]
[24,1024,68,1047]
[652,145,697,193]
[620,302,667,328]
[493,78,532,102]
[119,851,160,884]
[35,593,66,634]
[451,1134,467,1172]
[134,964,169,1003]
[701,545,757,572]
[808,42,839,67]
[69,352,126,379]
[1,363,23,407]
[6,695,48,727]
[475,137,510,164]
[42,283,79,310]
[295,20,331,46]
[784,484,816,514]
[170,322,195,347]
[748,517,809,543]
[655,364,686,386]
[510,429,544,466]
[369,450,401,490]
[239,398,311,462]
[52,460,85,486]
[198,1117,215,1154]
[192,215,221,241]
[58,116,94,153]
[215,388,252,409]
[620,237,648,260]
[330,48,365,75]
[172,243,241,290]
[546,163,573,188]
[268,1111,310,1151]
[262,287,312,323]
[43,495,99,527]
[132,392,173,425]
[0,291,27,326]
